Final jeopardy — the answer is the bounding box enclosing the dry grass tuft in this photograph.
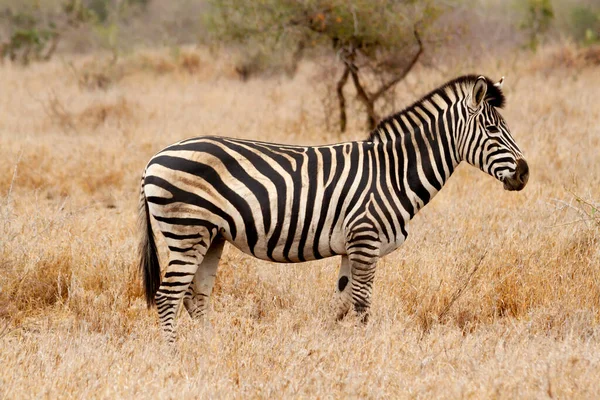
[127,49,204,76]
[527,42,600,72]
[75,58,126,90]
[75,97,136,130]
[0,143,134,200]
[46,94,138,133]
[74,48,210,90]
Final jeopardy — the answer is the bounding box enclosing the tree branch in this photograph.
[336,64,351,132]
[371,28,423,102]
[349,63,378,130]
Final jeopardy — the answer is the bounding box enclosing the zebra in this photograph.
[138,75,529,343]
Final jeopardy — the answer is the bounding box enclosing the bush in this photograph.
[519,0,555,51]
[0,10,59,65]
[569,6,600,45]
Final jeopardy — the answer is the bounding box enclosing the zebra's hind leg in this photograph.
[155,232,213,345]
[183,236,225,320]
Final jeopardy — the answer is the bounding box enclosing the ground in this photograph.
[1,46,599,398]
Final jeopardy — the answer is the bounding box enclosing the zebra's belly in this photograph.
[222,224,347,263]
[377,238,406,258]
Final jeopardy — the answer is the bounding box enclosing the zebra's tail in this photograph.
[138,175,160,308]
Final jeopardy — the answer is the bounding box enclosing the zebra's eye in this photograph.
[486,125,500,134]
[488,137,501,151]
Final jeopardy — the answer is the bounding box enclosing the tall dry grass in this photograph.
[0,45,599,398]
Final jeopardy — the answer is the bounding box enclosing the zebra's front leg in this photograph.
[336,255,353,320]
[336,249,380,322]
[344,219,381,322]
[348,250,378,322]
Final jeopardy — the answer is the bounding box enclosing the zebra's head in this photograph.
[461,75,529,191]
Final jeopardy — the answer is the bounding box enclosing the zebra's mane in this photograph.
[367,75,505,142]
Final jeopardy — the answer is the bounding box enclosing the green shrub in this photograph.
[0,11,59,65]
[569,6,600,45]
[519,0,555,51]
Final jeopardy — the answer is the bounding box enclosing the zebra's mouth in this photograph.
[502,159,529,191]
[503,178,525,191]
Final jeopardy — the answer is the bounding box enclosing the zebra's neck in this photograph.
[369,97,461,218]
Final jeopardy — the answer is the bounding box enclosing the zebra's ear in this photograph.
[494,76,505,89]
[472,76,488,108]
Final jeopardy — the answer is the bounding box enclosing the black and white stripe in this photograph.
[138,75,529,343]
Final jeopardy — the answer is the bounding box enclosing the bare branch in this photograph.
[336,65,351,132]
[349,65,378,130]
[437,247,488,322]
[0,320,11,340]
[371,28,423,102]
[5,151,22,206]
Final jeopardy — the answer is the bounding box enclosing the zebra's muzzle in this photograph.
[503,158,529,191]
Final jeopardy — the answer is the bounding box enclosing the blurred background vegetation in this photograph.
[0,0,598,130]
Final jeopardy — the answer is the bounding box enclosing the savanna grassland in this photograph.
[1,45,599,398]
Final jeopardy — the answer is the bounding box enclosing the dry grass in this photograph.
[1,44,599,398]
[526,43,600,73]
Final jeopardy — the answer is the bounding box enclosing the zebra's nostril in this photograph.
[516,158,529,185]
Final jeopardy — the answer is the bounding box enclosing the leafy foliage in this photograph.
[0,0,151,65]
[569,5,600,45]
[205,0,439,70]
[519,0,555,51]
[0,10,59,65]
